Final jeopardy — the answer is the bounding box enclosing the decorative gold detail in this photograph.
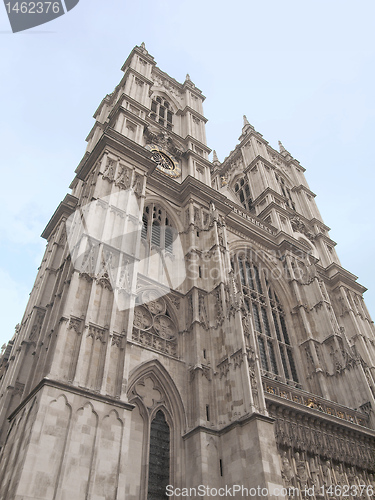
[146,144,181,178]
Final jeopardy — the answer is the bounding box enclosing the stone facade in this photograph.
[0,43,374,499]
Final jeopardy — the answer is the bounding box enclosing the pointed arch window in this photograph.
[234,177,253,211]
[141,204,174,254]
[147,410,170,499]
[150,96,173,130]
[237,256,299,384]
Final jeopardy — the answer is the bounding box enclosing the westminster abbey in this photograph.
[0,44,374,499]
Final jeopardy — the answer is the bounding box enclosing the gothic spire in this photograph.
[278,140,287,153]
[212,150,221,166]
[278,140,294,160]
[239,114,254,141]
[139,42,148,55]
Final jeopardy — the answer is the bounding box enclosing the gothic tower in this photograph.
[0,44,374,499]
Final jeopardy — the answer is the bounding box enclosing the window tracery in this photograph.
[142,204,174,254]
[275,174,295,210]
[127,370,176,500]
[150,96,173,130]
[132,291,178,357]
[236,256,299,384]
[234,177,253,211]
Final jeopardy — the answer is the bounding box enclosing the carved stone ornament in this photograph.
[102,157,116,183]
[151,74,184,101]
[68,317,82,335]
[214,288,225,327]
[280,451,294,486]
[144,127,183,159]
[153,315,176,339]
[111,333,122,348]
[290,216,315,241]
[132,291,178,357]
[29,310,45,340]
[87,325,106,343]
[198,292,209,330]
[115,164,132,190]
[132,174,143,197]
[169,295,180,310]
[133,306,153,330]
[221,175,228,187]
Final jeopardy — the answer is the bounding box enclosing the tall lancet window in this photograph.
[237,256,299,384]
[275,173,296,211]
[234,177,253,211]
[141,204,174,254]
[150,96,173,130]
[147,410,170,499]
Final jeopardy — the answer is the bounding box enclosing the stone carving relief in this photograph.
[193,206,201,228]
[96,250,116,291]
[115,164,132,190]
[169,294,180,310]
[111,333,122,348]
[190,364,211,383]
[117,259,130,292]
[290,216,315,242]
[213,288,225,328]
[87,325,106,344]
[29,309,45,340]
[270,406,374,470]
[198,292,209,330]
[220,174,228,187]
[247,347,260,411]
[132,292,178,357]
[152,74,184,101]
[57,227,67,246]
[187,294,193,327]
[154,315,176,339]
[202,211,210,229]
[102,157,116,183]
[132,174,143,197]
[79,244,99,279]
[185,207,190,227]
[295,451,309,491]
[242,314,251,338]
[68,317,82,335]
[281,451,295,488]
[321,459,333,487]
[291,258,315,286]
[278,448,373,499]
[144,127,183,159]
[309,455,321,490]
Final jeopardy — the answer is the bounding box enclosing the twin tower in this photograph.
[0,43,374,499]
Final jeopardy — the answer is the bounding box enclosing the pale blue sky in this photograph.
[1,0,374,347]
